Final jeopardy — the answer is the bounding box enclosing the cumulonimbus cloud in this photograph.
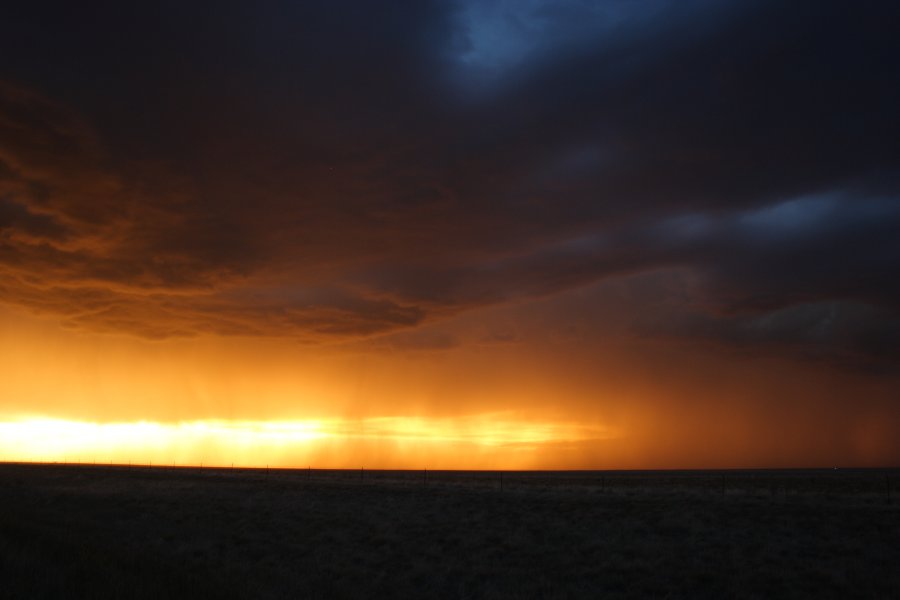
[0,1,898,370]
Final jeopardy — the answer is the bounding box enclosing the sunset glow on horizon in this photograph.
[0,414,616,470]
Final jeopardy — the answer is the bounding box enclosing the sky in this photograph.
[1,0,899,469]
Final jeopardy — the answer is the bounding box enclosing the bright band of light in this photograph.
[0,415,613,470]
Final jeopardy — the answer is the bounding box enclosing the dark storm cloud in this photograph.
[1,0,899,364]
[636,301,900,373]
[0,83,420,339]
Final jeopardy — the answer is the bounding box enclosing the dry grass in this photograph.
[1,464,898,599]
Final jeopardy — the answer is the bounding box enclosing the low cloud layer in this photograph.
[1,1,899,368]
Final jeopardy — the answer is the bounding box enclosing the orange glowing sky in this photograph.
[2,286,898,470]
[2,2,900,469]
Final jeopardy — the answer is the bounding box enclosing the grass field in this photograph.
[1,464,898,599]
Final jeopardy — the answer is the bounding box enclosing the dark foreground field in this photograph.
[1,464,898,599]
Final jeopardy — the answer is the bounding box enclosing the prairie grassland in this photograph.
[1,464,898,599]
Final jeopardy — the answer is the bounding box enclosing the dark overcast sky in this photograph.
[1,1,900,467]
